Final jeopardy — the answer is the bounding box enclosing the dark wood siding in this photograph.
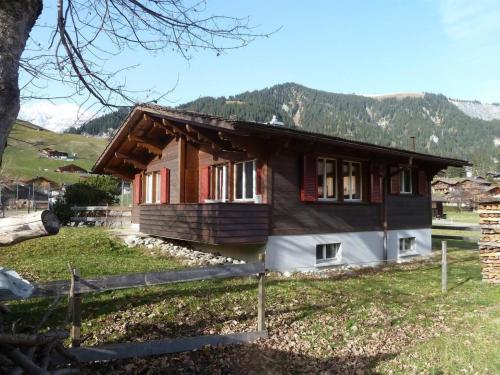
[270,151,432,235]
[139,203,269,244]
[131,204,140,224]
[271,152,382,235]
[386,195,431,229]
[147,139,179,203]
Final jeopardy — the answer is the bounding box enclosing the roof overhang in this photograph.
[93,104,470,179]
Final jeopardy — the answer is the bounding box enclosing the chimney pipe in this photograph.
[410,136,416,151]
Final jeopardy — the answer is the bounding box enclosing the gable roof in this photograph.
[23,176,59,186]
[55,164,88,173]
[93,104,469,175]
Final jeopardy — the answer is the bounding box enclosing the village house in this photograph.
[40,147,69,160]
[23,176,59,193]
[55,164,88,174]
[93,105,468,272]
[431,176,500,208]
[431,178,459,195]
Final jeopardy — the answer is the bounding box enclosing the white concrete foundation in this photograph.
[265,228,432,272]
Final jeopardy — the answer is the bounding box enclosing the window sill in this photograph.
[398,251,419,258]
[312,200,371,205]
[315,260,344,268]
[204,199,228,203]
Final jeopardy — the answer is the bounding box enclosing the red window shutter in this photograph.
[390,167,400,195]
[133,173,142,204]
[418,170,429,196]
[301,154,318,202]
[255,160,264,195]
[160,168,170,204]
[370,164,383,203]
[199,166,210,203]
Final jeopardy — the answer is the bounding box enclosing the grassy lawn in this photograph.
[2,121,107,184]
[0,227,181,281]
[442,210,479,224]
[1,229,498,374]
[432,228,480,240]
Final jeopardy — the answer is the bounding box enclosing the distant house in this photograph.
[431,178,459,195]
[486,172,500,181]
[93,105,467,272]
[481,186,500,200]
[39,147,69,159]
[55,164,88,174]
[23,176,59,192]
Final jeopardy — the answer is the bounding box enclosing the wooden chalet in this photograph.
[23,177,59,191]
[40,148,69,159]
[93,105,468,271]
[431,178,459,195]
[55,164,88,174]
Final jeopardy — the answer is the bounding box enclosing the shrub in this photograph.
[51,199,72,225]
[51,175,121,224]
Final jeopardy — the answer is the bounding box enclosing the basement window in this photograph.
[316,243,342,265]
[399,237,416,257]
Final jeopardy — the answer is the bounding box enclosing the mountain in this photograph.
[69,83,500,175]
[449,99,500,121]
[2,121,108,184]
[66,107,130,137]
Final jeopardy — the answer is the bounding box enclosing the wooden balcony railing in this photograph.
[139,203,270,245]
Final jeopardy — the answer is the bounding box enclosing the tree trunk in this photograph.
[0,210,60,246]
[0,0,42,164]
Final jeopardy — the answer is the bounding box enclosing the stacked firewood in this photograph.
[478,201,500,283]
[0,296,79,374]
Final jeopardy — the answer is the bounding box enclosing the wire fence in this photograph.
[0,180,132,218]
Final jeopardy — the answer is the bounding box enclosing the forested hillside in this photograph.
[66,107,130,137]
[70,83,500,174]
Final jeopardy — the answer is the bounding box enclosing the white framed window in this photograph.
[155,172,161,203]
[317,158,337,200]
[316,243,342,265]
[234,160,256,201]
[343,161,362,201]
[145,173,154,204]
[400,168,412,194]
[213,164,228,202]
[144,172,160,204]
[399,237,416,256]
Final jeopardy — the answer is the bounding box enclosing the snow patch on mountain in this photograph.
[450,99,500,121]
[19,101,92,132]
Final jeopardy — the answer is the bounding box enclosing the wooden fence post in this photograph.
[441,241,447,293]
[257,254,266,332]
[69,267,82,347]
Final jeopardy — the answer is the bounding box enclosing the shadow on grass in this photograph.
[81,342,398,375]
[6,250,482,334]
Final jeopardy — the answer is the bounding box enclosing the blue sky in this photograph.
[19,0,500,129]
